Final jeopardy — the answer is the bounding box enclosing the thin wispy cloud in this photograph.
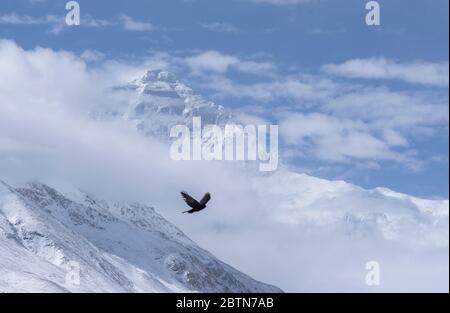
[0,12,155,34]
[83,14,115,28]
[136,50,278,77]
[0,13,66,34]
[0,12,108,35]
[0,13,58,25]
[184,50,277,75]
[201,22,239,33]
[322,58,450,87]
[80,49,106,63]
[119,14,155,32]
[280,112,412,166]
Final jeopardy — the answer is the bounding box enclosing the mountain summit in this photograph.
[108,70,232,138]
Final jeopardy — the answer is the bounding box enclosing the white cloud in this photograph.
[280,112,402,163]
[82,15,115,28]
[0,12,113,35]
[199,74,339,102]
[0,13,38,24]
[194,70,447,167]
[148,50,277,76]
[382,129,409,147]
[0,13,60,25]
[186,51,240,73]
[80,49,105,63]
[119,14,154,32]
[322,58,450,87]
[322,87,449,131]
[0,12,155,34]
[201,22,239,33]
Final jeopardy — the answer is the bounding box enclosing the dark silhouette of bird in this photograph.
[180,191,211,214]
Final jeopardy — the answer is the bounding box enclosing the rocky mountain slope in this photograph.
[0,179,282,293]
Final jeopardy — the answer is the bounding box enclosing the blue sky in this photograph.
[0,0,448,198]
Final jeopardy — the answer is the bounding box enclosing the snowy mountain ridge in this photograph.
[252,170,449,248]
[0,179,282,293]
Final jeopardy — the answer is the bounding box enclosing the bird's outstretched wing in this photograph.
[199,192,211,205]
[181,191,200,209]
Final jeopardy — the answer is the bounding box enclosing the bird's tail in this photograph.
[182,210,189,214]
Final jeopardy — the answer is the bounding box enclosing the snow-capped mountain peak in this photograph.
[105,70,232,138]
[130,69,191,97]
[141,70,178,84]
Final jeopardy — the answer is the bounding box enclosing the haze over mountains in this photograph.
[0,69,448,292]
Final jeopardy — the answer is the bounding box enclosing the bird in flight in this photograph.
[180,191,211,214]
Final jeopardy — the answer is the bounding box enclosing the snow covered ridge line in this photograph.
[0,179,282,293]
[253,170,449,248]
